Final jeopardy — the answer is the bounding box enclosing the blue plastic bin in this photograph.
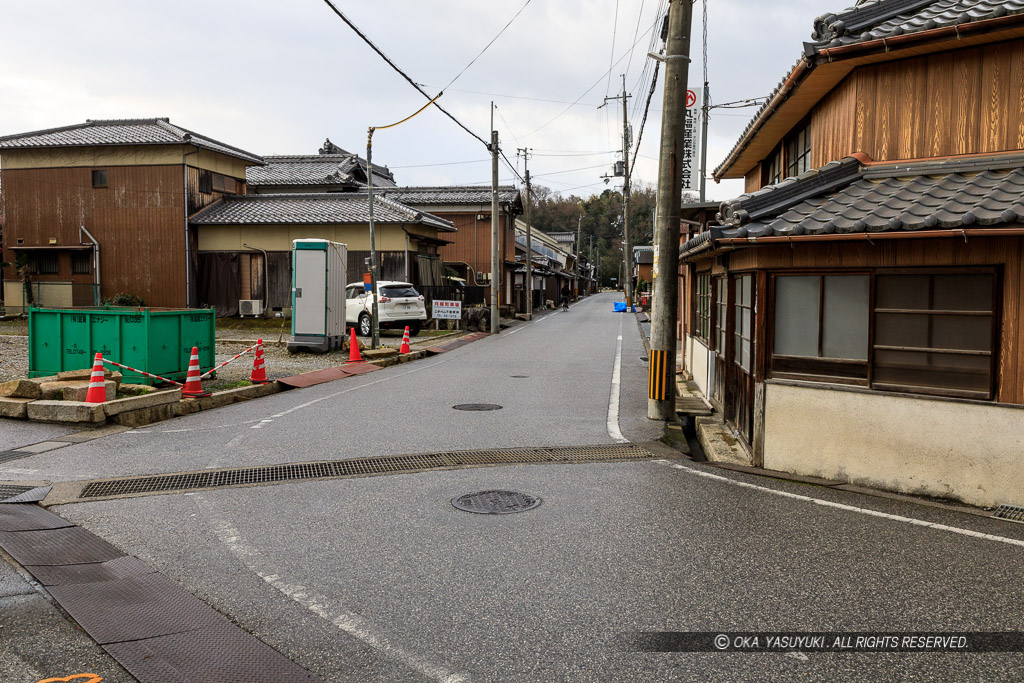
[613,302,627,312]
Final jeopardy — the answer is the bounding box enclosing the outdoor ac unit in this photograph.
[239,299,264,317]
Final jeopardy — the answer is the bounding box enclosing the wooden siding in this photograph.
[744,166,761,194]
[811,40,1024,167]
[437,210,516,282]
[1,165,187,307]
[719,235,1024,405]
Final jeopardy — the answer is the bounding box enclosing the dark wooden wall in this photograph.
[721,235,1024,405]
[1,165,187,307]
[813,39,1024,167]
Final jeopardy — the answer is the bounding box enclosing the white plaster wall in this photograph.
[690,337,710,397]
[765,382,1024,508]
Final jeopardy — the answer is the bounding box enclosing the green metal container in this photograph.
[28,306,215,385]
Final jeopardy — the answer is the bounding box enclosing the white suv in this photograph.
[345,280,427,337]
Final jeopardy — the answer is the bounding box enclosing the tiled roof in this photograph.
[811,0,1024,48]
[0,118,264,165]
[713,1,1024,178]
[189,193,454,231]
[246,154,395,187]
[715,153,1024,239]
[383,186,521,206]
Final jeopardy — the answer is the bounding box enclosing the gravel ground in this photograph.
[0,326,471,388]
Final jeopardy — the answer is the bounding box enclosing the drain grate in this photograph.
[452,404,503,411]
[992,504,1024,524]
[77,444,658,500]
[0,485,35,501]
[0,451,33,465]
[452,490,541,514]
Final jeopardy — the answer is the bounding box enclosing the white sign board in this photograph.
[682,87,705,193]
[432,300,462,320]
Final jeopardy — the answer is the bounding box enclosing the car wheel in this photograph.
[408,322,422,337]
[358,313,372,337]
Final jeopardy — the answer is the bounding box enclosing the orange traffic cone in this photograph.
[399,326,411,354]
[181,346,209,397]
[250,339,268,383]
[347,328,363,363]
[85,352,107,404]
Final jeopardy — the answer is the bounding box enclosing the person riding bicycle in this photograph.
[560,284,570,311]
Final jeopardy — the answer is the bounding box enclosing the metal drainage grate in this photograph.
[0,485,35,500]
[77,444,658,500]
[452,490,541,514]
[452,404,503,411]
[992,504,1024,524]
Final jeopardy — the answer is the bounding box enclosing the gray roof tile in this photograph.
[384,185,521,206]
[0,118,264,165]
[246,154,395,187]
[189,193,454,231]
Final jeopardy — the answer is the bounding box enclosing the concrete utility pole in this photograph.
[575,209,583,296]
[649,0,693,420]
[520,152,533,321]
[620,74,634,311]
[366,129,381,349]
[699,86,710,202]
[489,107,500,334]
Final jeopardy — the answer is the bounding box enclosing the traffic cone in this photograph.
[399,326,411,354]
[250,339,269,383]
[85,353,107,404]
[347,328,363,363]
[181,346,209,397]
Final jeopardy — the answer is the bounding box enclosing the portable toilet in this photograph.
[288,239,347,353]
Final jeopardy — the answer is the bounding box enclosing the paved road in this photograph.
[3,292,1024,681]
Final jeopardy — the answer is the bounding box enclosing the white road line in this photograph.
[655,460,1024,550]
[250,419,274,430]
[607,318,627,444]
[198,502,468,682]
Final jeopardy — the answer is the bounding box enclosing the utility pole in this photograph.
[603,78,633,308]
[489,104,500,334]
[589,234,595,293]
[366,129,381,349]
[518,149,533,321]
[575,209,583,297]
[649,0,693,420]
[699,86,710,202]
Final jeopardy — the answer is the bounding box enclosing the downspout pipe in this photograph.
[242,243,269,308]
[79,225,100,305]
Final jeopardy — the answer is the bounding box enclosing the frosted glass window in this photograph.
[822,275,869,360]
[774,276,819,357]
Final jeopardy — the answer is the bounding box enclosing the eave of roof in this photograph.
[713,4,1024,180]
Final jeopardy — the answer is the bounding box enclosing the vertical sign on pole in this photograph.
[681,87,704,194]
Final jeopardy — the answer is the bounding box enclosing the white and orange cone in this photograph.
[399,326,411,354]
[347,328,363,363]
[181,346,209,397]
[250,339,269,383]
[84,352,107,404]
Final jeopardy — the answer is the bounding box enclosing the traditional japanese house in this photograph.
[679,0,1024,508]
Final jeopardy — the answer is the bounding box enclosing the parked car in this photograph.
[345,280,427,337]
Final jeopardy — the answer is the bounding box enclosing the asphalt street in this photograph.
[2,292,1023,681]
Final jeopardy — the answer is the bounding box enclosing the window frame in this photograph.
[768,267,999,400]
[786,119,812,178]
[91,169,108,188]
[71,251,92,275]
[694,272,711,343]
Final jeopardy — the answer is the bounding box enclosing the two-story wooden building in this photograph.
[0,118,264,312]
[680,0,1024,508]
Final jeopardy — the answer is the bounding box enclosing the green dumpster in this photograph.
[28,306,216,385]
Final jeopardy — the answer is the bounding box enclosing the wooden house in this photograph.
[679,0,1024,508]
[0,118,264,312]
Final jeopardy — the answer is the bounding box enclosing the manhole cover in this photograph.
[451,490,541,514]
[510,375,528,378]
[452,404,503,411]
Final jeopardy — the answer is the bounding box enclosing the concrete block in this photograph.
[0,379,41,400]
[118,383,157,396]
[109,403,177,428]
[27,400,105,424]
[62,381,116,402]
[0,397,33,419]
[58,368,115,381]
[362,348,397,360]
[172,401,201,417]
[103,389,181,418]
[39,380,85,400]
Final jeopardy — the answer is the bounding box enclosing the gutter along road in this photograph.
[1,292,1023,681]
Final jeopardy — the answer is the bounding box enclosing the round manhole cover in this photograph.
[452,490,542,514]
[510,375,529,378]
[452,404,503,411]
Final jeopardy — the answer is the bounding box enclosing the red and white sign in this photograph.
[432,300,462,320]
[682,87,705,193]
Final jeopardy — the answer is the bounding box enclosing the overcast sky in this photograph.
[1,1,838,203]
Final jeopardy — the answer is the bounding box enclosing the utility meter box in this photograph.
[288,239,347,353]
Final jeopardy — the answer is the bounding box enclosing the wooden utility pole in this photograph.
[649,0,693,420]
[519,151,533,321]
[620,75,634,311]
[489,106,500,334]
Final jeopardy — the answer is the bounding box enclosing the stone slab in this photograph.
[0,379,41,400]
[26,400,106,424]
[63,380,116,402]
[0,397,33,419]
[103,389,181,418]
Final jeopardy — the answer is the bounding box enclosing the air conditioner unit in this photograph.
[239,299,264,317]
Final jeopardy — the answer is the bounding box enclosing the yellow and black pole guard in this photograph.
[648,349,669,401]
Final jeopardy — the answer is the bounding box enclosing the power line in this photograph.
[320,0,487,147]
[605,0,621,98]
[440,0,534,92]
[389,159,489,169]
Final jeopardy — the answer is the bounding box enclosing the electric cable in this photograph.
[440,0,534,92]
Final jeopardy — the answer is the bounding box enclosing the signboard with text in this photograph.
[432,300,462,320]
[682,87,705,194]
